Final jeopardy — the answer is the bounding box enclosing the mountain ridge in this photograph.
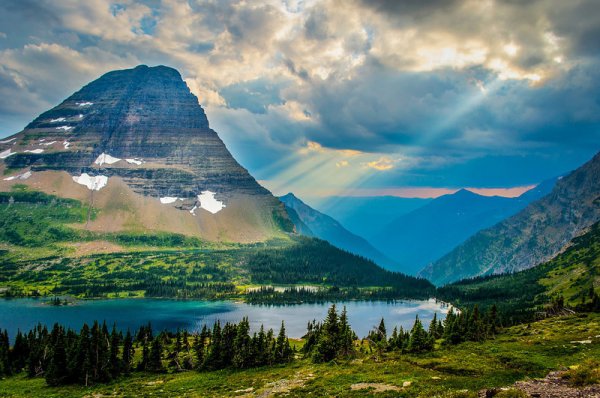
[371,180,557,275]
[280,192,396,268]
[422,151,600,285]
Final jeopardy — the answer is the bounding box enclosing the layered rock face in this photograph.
[0,65,292,242]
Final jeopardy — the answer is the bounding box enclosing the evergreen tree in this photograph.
[339,307,355,357]
[108,325,121,378]
[46,325,68,386]
[0,329,10,376]
[122,330,134,374]
[313,304,340,362]
[275,321,293,363]
[407,315,433,353]
[233,318,252,368]
[147,333,164,372]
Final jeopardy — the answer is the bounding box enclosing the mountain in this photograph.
[438,221,600,319]
[0,65,292,243]
[280,193,395,268]
[422,152,600,285]
[312,196,430,239]
[372,181,556,275]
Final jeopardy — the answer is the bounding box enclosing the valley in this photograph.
[0,62,598,398]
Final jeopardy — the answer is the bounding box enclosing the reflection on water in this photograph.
[0,298,450,340]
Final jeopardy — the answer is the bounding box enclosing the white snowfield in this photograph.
[125,158,143,165]
[78,114,84,118]
[56,126,73,131]
[95,153,121,166]
[0,149,16,159]
[76,102,93,107]
[50,117,66,123]
[160,197,181,204]
[25,149,44,154]
[72,173,108,191]
[0,138,16,144]
[63,141,71,149]
[3,171,32,181]
[189,205,198,215]
[41,141,57,146]
[197,191,226,214]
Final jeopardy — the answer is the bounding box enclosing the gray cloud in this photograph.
[0,0,598,190]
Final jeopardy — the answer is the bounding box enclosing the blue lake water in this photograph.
[0,298,450,340]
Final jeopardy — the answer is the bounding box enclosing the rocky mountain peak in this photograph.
[0,65,293,242]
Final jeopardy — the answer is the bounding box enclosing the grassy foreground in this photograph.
[1,313,598,397]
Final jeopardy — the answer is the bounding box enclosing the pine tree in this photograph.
[407,315,433,353]
[313,304,340,363]
[339,307,354,357]
[233,318,252,368]
[46,325,67,386]
[148,332,164,372]
[122,330,134,374]
[108,325,121,378]
[193,333,205,370]
[275,321,292,363]
[10,330,28,373]
[0,329,11,376]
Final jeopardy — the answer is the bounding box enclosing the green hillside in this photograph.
[438,222,600,321]
[0,187,433,301]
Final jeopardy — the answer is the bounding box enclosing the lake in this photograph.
[0,298,450,340]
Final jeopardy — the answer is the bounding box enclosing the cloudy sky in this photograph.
[1,0,599,200]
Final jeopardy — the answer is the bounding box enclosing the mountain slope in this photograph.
[0,65,292,243]
[280,193,395,268]
[438,221,600,319]
[372,182,556,275]
[422,152,600,285]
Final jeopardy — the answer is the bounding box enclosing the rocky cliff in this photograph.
[0,65,292,242]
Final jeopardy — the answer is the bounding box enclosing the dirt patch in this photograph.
[239,370,316,398]
[350,383,402,393]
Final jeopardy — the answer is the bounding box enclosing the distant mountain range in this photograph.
[422,151,600,285]
[280,193,396,268]
[371,181,557,275]
[313,196,430,239]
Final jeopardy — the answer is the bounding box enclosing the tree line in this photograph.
[0,318,293,386]
[0,303,507,386]
[300,304,499,363]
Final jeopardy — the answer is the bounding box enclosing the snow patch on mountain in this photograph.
[198,191,226,214]
[95,153,121,165]
[3,171,32,181]
[125,158,143,165]
[160,197,181,204]
[0,149,16,159]
[56,126,73,131]
[25,149,44,154]
[72,173,108,191]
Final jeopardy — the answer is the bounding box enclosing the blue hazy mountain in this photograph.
[312,196,431,239]
[372,180,557,275]
[280,193,396,269]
